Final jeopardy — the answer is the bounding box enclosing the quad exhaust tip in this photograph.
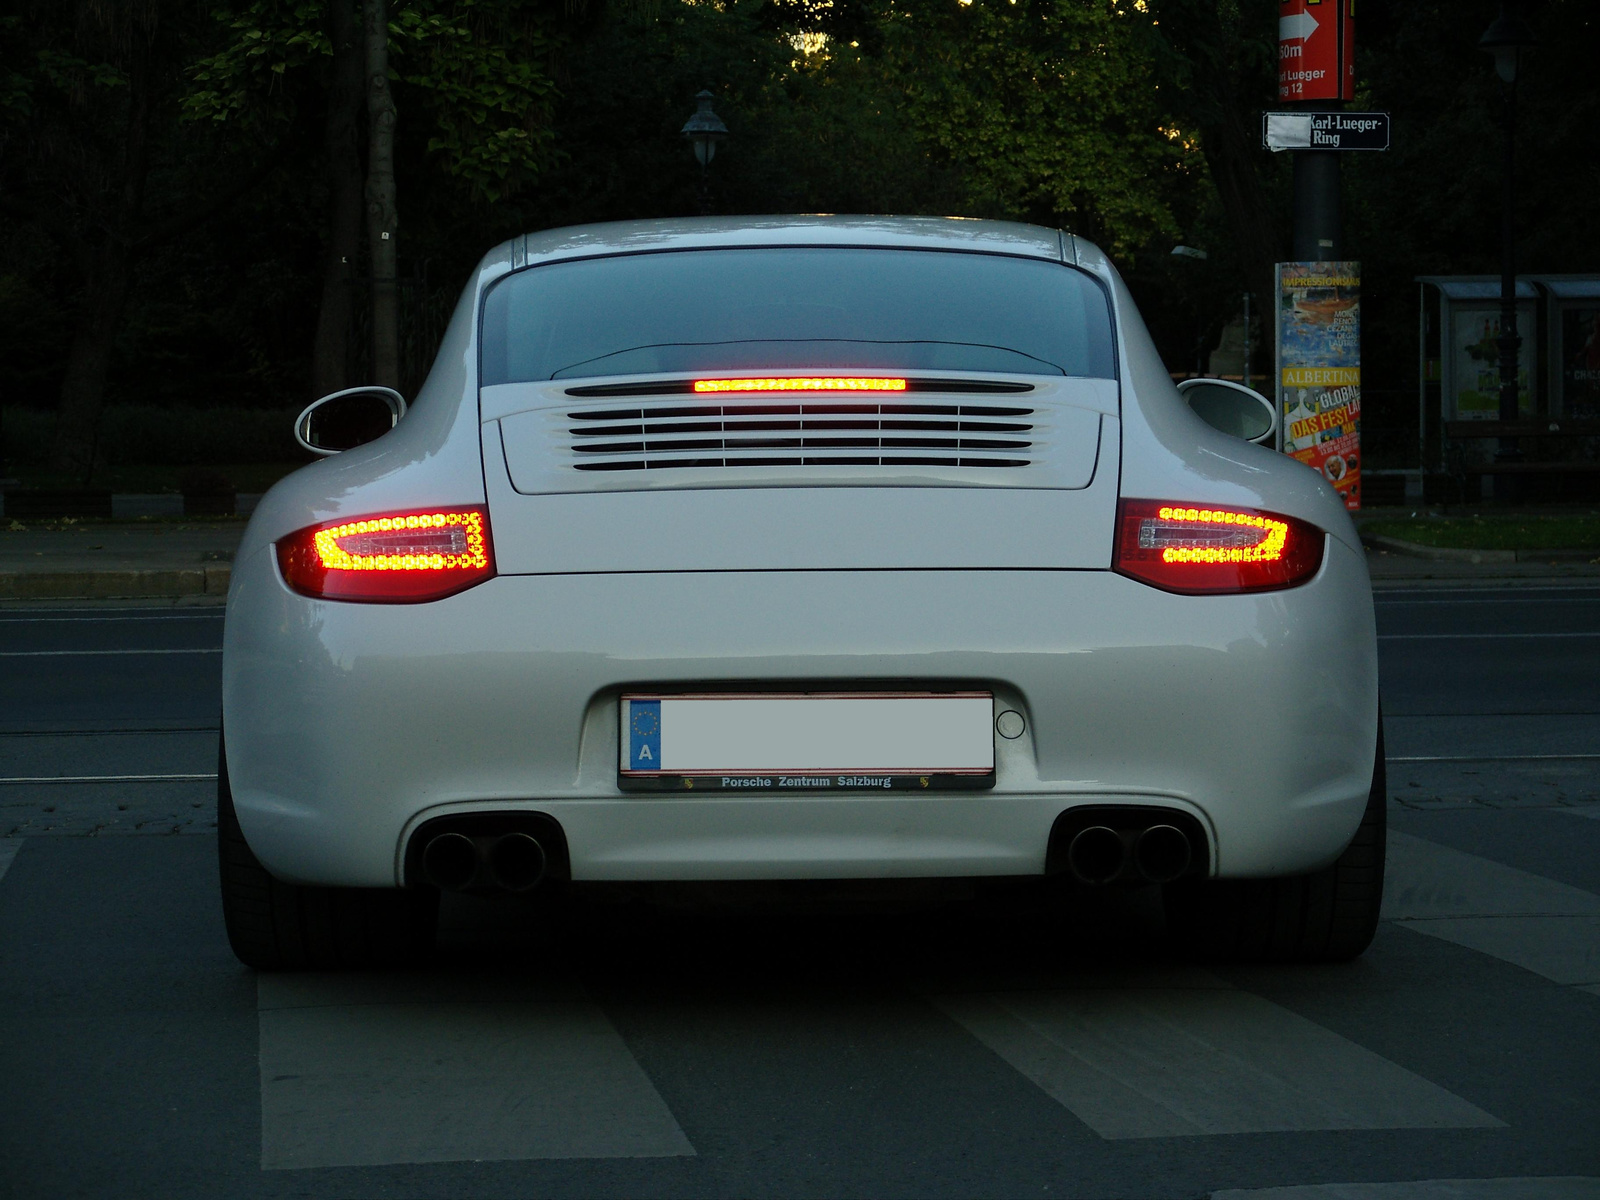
[1133,824,1192,884]
[487,831,547,892]
[1066,826,1127,885]
[421,831,478,892]
[422,830,548,894]
[1062,818,1195,886]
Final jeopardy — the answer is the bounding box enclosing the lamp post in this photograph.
[681,90,728,216]
[1479,5,1537,484]
[1170,246,1211,377]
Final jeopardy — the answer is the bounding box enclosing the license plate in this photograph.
[619,692,995,791]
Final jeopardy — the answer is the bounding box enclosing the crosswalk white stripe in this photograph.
[1384,832,1600,987]
[933,973,1500,1139]
[258,972,693,1169]
[0,839,20,884]
[1403,916,1600,986]
[1383,832,1600,920]
[1211,1177,1600,1199]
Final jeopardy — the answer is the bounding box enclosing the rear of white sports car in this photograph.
[219,217,1381,970]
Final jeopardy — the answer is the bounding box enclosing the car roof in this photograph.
[514,215,1068,268]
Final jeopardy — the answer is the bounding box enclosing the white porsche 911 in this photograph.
[219,216,1382,970]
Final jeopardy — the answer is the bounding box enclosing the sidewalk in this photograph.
[3,520,1598,601]
[1365,546,1600,588]
[0,521,243,601]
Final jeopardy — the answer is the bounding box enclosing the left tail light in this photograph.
[276,507,494,602]
[1112,499,1325,595]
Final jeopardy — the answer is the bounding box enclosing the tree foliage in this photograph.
[874,0,1192,256]
[188,0,560,202]
[1,0,1597,476]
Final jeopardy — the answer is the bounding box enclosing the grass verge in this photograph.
[1362,514,1600,551]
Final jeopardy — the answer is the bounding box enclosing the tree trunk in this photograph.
[51,28,154,477]
[311,0,367,399]
[1201,97,1284,318]
[52,241,135,481]
[364,0,400,390]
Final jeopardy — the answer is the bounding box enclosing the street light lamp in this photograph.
[1479,5,1536,483]
[681,90,728,216]
[1479,7,1535,84]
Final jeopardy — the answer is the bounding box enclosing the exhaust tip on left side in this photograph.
[422,832,480,891]
[1066,825,1128,885]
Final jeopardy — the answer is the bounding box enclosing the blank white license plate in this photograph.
[619,693,994,784]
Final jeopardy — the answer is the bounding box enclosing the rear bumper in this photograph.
[222,538,1377,887]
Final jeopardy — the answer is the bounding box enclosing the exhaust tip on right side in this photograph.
[487,832,547,892]
[1133,824,1192,884]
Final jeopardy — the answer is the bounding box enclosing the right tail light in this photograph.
[276,506,494,602]
[1112,499,1325,595]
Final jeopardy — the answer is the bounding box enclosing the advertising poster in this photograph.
[1452,307,1535,420]
[1561,306,1600,418]
[1277,261,1360,509]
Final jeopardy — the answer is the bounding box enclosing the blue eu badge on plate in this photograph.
[629,700,661,770]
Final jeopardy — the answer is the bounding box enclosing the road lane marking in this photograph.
[0,773,215,784]
[1389,754,1600,763]
[1384,832,1600,987]
[1561,807,1600,821]
[258,972,693,1169]
[0,726,220,737]
[0,614,225,623]
[1378,633,1600,640]
[933,973,1499,1139]
[1376,587,1600,599]
[0,840,19,884]
[1212,1176,1600,1198]
[0,649,221,657]
[1377,596,1600,604]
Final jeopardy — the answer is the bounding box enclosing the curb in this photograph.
[1362,534,1515,564]
[0,566,231,601]
[1362,533,1599,565]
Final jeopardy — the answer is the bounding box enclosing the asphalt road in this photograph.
[1,587,1598,1200]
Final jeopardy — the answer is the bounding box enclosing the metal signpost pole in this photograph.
[1480,7,1537,488]
[1280,0,1355,262]
[1496,78,1519,470]
[1274,1,1364,510]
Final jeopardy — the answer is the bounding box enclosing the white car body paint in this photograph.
[223,216,1376,888]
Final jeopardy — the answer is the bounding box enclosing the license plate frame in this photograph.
[618,692,996,792]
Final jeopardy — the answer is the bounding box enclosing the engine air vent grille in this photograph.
[564,401,1036,472]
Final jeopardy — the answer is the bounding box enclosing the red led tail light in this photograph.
[276,507,494,602]
[1112,500,1325,595]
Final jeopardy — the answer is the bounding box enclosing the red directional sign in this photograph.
[1279,0,1355,102]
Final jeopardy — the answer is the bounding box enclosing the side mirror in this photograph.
[1176,378,1277,446]
[294,387,407,456]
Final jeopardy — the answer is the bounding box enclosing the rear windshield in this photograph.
[479,247,1116,383]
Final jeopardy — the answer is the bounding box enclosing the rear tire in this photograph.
[217,737,438,971]
[1165,716,1386,963]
